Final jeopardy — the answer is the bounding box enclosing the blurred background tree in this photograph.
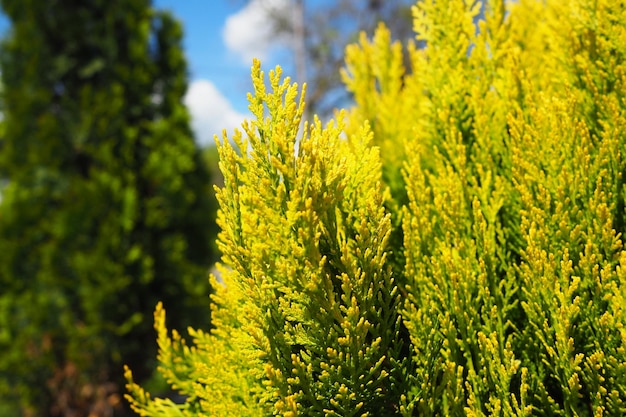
[0,0,218,415]
[235,0,416,117]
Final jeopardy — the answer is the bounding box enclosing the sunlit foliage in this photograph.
[126,0,626,415]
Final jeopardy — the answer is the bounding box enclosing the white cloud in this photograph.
[222,0,289,63]
[184,79,246,146]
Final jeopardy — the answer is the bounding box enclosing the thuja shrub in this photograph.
[125,0,626,415]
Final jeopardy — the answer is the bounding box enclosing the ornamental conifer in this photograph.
[126,1,626,415]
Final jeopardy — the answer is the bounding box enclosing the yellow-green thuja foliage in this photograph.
[126,60,408,416]
[126,0,626,415]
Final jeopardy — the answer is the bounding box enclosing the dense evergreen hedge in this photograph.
[126,0,626,415]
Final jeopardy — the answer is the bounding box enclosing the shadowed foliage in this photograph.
[0,0,217,415]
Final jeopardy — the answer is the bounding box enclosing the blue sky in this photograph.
[0,2,492,147]
[154,0,296,146]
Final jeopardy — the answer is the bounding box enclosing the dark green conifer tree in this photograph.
[0,1,216,415]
